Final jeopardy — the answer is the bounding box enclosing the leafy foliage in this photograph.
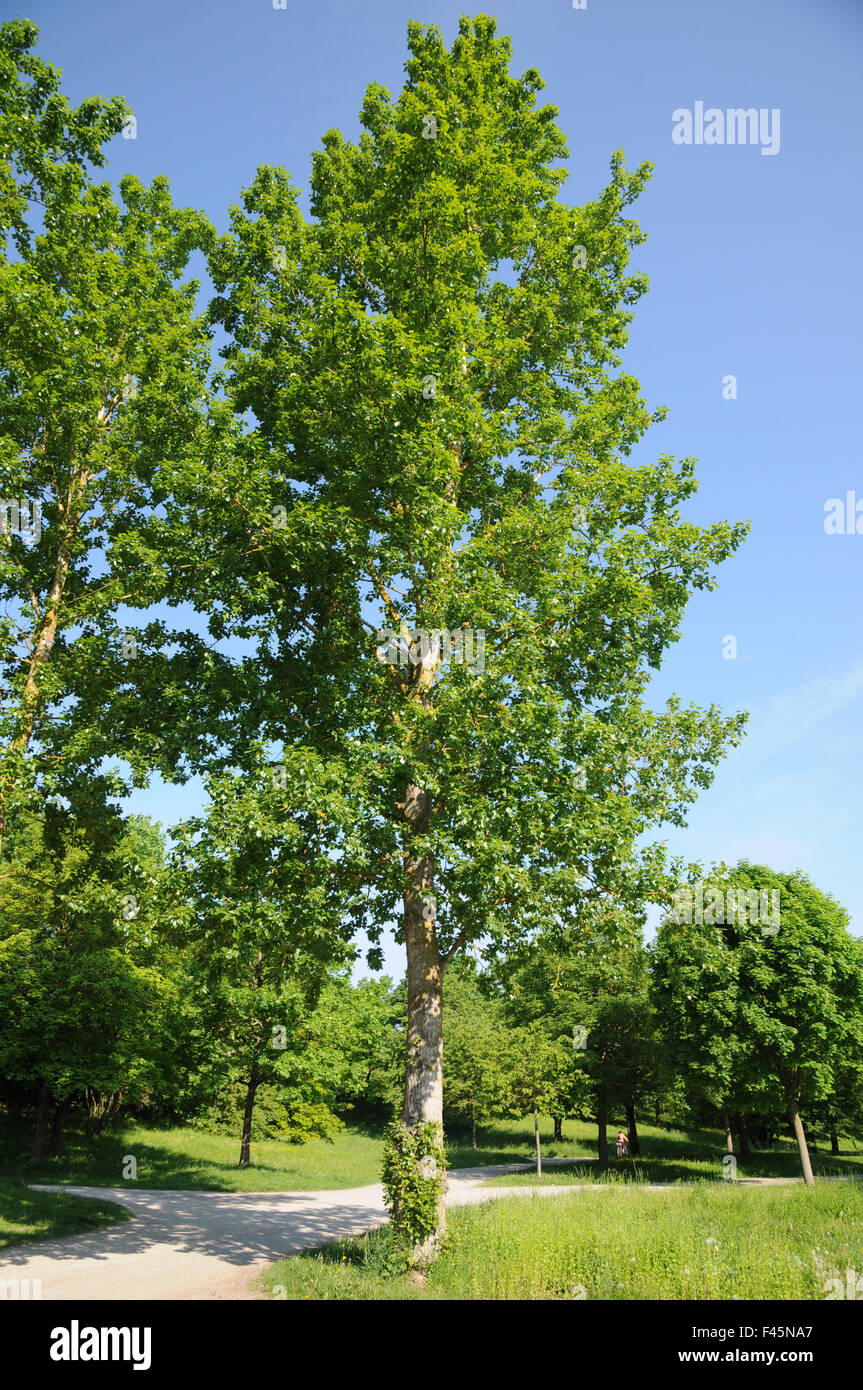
[382,1119,446,1253]
[651,861,863,1175]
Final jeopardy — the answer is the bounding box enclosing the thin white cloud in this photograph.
[735,657,863,767]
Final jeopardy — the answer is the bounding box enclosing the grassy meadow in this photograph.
[0,1111,667,1192]
[259,1181,863,1301]
[0,1116,385,1193]
[3,1111,860,1264]
[4,1112,860,1194]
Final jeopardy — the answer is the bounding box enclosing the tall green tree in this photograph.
[169,753,368,1167]
[442,964,509,1149]
[0,808,177,1162]
[651,862,863,1185]
[0,19,215,856]
[170,15,747,1258]
[507,1023,572,1176]
[499,908,656,1159]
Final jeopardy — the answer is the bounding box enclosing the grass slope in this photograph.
[3,1114,859,1193]
[0,1113,630,1192]
[0,1120,385,1193]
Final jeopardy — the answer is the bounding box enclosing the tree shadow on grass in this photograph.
[482,1150,863,1185]
[0,1117,379,1192]
[2,1130,251,1192]
[0,1180,130,1251]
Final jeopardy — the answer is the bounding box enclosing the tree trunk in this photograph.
[553,1115,563,1143]
[238,1064,259,1169]
[597,1097,608,1166]
[471,1100,477,1151]
[30,1083,52,1167]
[400,780,446,1262]
[625,1103,640,1158]
[47,1101,67,1159]
[0,467,90,856]
[830,1131,840,1156]
[722,1108,734,1154]
[735,1109,751,1158]
[534,1108,542,1177]
[785,1093,815,1187]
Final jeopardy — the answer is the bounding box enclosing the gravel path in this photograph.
[0,1159,844,1301]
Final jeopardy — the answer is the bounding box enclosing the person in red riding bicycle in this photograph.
[616,1130,629,1157]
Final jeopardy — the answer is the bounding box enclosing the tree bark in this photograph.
[553,1115,563,1143]
[533,1108,542,1177]
[238,1063,259,1169]
[47,1100,67,1159]
[597,1097,608,1166]
[30,1083,52,1167]
[722,1108,734,1154]
[0,466,91,855]
[830,1130,840,1156]
[471,1100,477,1151]
[625,1102,640,1157]
[782,1081,815,1187]
[734,1109,751,1158]
[400,779,446,1261]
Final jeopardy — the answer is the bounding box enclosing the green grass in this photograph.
[482,1152,863,1186]
[0,1113,642,1192]
[445,1114,598,1168]
[259,1182,863,1301]
[462,1117,863,1184]
[0,1118,386,1192]
[3,1112,858,1193]
[0,1179,129,1251]
[0,1114,709,1191]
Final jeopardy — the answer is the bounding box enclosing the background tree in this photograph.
[0,20,216,860]
[580,923,661,1162]
[497,907,656,1157]
[0,807,177,1163]
[806,1059,863,1157]
[507,1023,573,1176]
[442,963,509,1150]
[308,973,404,1124]
[651,861,863,1185]
[169,753,368,1167]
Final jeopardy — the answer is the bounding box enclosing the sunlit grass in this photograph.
[4,1112,859,1194]
[260,1182,863,1301]
[482,1152,863,1186]
[0,1118,386,1192]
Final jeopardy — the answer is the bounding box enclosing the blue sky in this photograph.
[20,0,863,964]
